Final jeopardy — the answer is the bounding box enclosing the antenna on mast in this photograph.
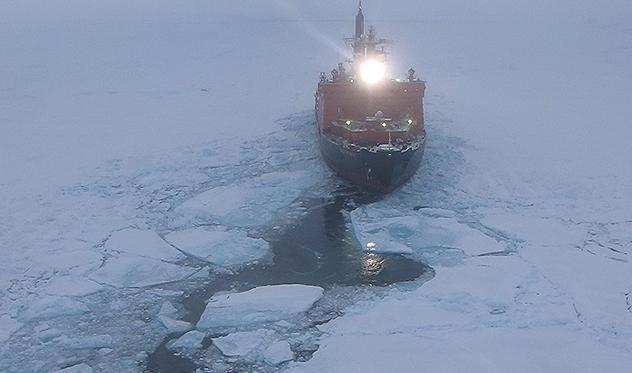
[355,1,365,40]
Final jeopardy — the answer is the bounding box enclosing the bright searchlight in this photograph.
[359,59,386,85]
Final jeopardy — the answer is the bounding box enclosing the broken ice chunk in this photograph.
[43,275,103,297]
[165,228,269,267]
[20,296,88,322]
[0,314,22,343]
[35,326,63,343]
[175,172,307,227]
[351,206,505,257]
[197,284,324,329]
[52,363,93,373]
[158,301,178,317]
[105,228,184,261]
[158,316,192,334]
[167,330,206,350]
[56,334,113,349]
[89,255,197,288]
[212,329,273,357]
[263,340,294,365]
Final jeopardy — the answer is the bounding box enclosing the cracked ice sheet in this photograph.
[165,228,268,267]
[212,329,275,357]
[481,212,632,348]
[89,254,197,288]
[351,205,504,257]
[43,275,103,297]
[197,284,324,329]
[104,228,185,262]
[174,170,311,227]
[286,328,632,373]
[291,255,632,373]
[0,315,22,343]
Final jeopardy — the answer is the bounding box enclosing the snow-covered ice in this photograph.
[212,329,274,357]
[104,228,184,262]
[158,316,192,334]
[352,206,505,257]
[165,228,269,267]
[88,255,197,288]
[197,285,324,329]
[1,0,631,371]
[175,171,310,227]
[0,315,22,343]
[263,340,294,365]
[286,328,632,373]
[167,330,206,351]
[56,334,114,350]
[43,275,104,297]
[158,301,179,317]
[52,363,94,373]
[19,296,89,322]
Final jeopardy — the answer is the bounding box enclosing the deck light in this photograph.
[407,119,413,124]
[381,122,387,127]
[346,120,351,125]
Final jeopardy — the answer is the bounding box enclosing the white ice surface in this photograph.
[158,301,178,317]
[104,228,184,262]
[197,285,324,329]
[19,296,89,322]
[165,228,269,267]
[52,363,94,373]
[56,335,114,350]
[167,330,206,351]
[212,329,274,357]
[1,0,630,371]
[287,328,632,373]
[0,315,22,343]
[352,206,504,256]
[43,276,104,297]
[175,171,310,227]
[88,255,197,288]
[263,340,294,365]
[158,316,192,334]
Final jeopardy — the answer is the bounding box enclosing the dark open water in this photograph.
[146,187,432,372]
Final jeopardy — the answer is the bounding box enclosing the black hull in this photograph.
[319,134,425,193]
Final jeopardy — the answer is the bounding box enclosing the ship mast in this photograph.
[355,1,364,40]
[347,2,389,65]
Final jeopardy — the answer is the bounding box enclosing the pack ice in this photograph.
[197,284,324,329]
[165,228,269,267]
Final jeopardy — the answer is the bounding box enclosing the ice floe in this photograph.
[175,171,309,227]
[52,363,93,373]
[197,284,324,329]
[263,340,294,365]
[351,206,505,257]
[56,334,113,349]
[158,316,192,334]
[105,228,184,262]
[165,228,269,267]
[19,296,88,322]
[43,275,103,297]
[89,255,197,288]
[287,327,632,373]
[212,329,273,357]
[158,301,178,317]
[167,330,206,350]
[0,315,22,343]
